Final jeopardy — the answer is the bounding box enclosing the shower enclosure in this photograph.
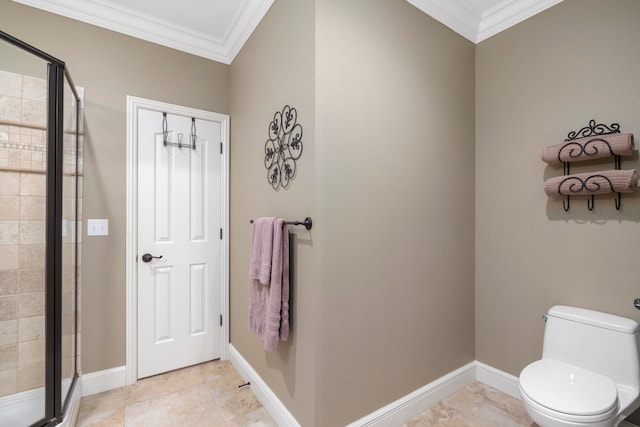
[0,31,83,427]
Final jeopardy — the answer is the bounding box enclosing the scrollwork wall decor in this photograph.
[565,119,620,141]
[264,105,303,190]
[541,119,638,211]
[557,174,617,211]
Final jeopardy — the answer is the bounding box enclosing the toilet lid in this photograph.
[520,359,618,416]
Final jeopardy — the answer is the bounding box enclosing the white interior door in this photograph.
[136,108,222,378]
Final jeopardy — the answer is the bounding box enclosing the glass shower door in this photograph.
[60,71,81,410]
[0,30,81,427]
[0,37,48,427]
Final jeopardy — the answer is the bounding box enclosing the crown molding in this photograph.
[224,0,276,63]
[406,0,563,43]
[12,0,275,64]
[477,0,563,42]
[14,0,561,60]
[406,0,479,42]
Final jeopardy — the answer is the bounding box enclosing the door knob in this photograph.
[141,253,163,263]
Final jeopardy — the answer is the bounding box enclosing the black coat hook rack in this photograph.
[250,217,313,230]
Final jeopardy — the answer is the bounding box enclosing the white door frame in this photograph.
[125,95,229,385]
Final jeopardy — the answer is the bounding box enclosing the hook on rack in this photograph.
[161,113,197,150]
[190,117,197,150]
[162,112,168,147]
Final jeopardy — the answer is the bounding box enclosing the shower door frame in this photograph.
[0,31,81,427]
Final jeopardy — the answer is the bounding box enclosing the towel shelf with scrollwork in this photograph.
[541,119,637,211]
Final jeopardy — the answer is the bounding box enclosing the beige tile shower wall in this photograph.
[0,71,46,173]
[0,172,46,396]
[0,69,47,396]
[0,69,84,396]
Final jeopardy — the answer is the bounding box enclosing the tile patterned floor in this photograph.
[78,361,536,427]
[401,382,536,427]
[76,360,276,427]
[77,361,640,427]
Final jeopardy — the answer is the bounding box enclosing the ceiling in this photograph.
[13,0,562,64]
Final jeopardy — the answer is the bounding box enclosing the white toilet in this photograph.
[519,305,640,427]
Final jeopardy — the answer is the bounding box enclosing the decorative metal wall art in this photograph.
[264,105,303,190]
[565,119,620,141]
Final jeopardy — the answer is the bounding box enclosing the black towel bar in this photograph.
[250,217,312,230]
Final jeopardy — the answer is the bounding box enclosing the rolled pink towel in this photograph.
[544,169,639,197]
[541,133,634,165]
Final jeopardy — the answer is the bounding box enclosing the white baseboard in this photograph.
[346,362,477,427]
[81,366,127,396]
[0,378,80,427]
[0,387,45,427]
[222,354,516,427]
[74,357,638,427]
[475,360,521,399]
[228,344,301,427]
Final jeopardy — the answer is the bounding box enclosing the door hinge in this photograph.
[220,314,223,326]
[220,142,223,154]
[220,228,223,240]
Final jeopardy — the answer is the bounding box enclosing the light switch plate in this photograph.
[87,219,109,236]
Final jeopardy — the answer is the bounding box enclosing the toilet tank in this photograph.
[542,305,640,387]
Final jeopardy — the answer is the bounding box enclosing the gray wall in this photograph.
[475,0,640,379]
[229,0,317,425]
[314,1,476,425]
[230,0,475,425]
[1,2,229,373]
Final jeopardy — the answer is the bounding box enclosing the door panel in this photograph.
[153,265,174,343]
[190,143,207,241]
[154,132,174,243]
[189,264,207,335]
[137,109,221,378]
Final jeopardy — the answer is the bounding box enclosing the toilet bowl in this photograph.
[520,359,620,427]
[519,306,640,427]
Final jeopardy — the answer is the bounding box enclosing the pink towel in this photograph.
[541,133,634,165]
[249,218,290,351]
[249,217,275,285]
[544,169,639,197]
